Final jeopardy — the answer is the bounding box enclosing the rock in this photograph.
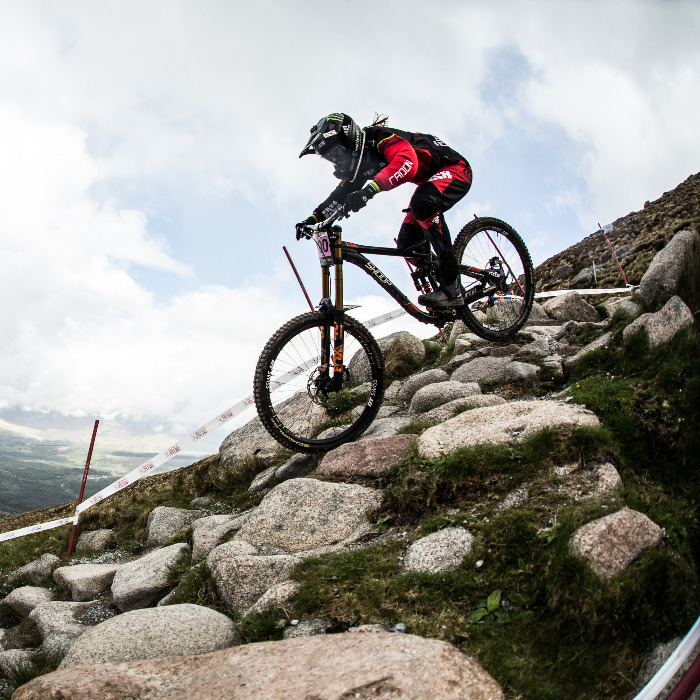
[242,580,302,618]
[0,649,36,678]
[525,301,557,325]
[409,381,481,415]
[206,545,299,615]
[349,331,425,383]
[603,297,642,319]
[453,332,491,354]
[613,243,630,260]
[247,465,277,492]
[75,529,115,554]
[41,634,74,665]
[637,636,700,700]
[190,496,212,508]
[59,604,240,668]
[551,462,622,501]
[402,528,475,574]
[28,601,95,642]
[639,230,695,309]
[488,343,521,358]
[568,267,595,289]
[542,354,564,378]
[418,400,600,460]
[422,395,507,425]
[504,361,540,382]
[542,292,601,322]
[8,553,60,585]
[191,515,244,564]
[384,380,402,402]
[445,351,479,372]
[448,319,468,341]
[16,629,504,700]
[499,486,530,511]
[275,453,316,481]
[317,435,415,478]
[218,413,284,467]
[379,331,426,378]
[570,508,664,580]
[359,414,412,440]
[235,478,384,552]
[111,543,190,612]
[451,356,511,386]
[550,262,574,282]
[283,618,330,639]
[515,336,553,359]
[396,369,449,403]
[622,295,694,348]
[563,332,613,373]
[1,586,55,617]
[146,507,204,547]
[53,564,121,603]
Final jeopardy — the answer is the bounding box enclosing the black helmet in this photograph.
[299,113,365,181]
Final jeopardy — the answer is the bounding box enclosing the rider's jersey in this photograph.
[313,126,467,220]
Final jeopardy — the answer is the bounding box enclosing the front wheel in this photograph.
[453,217,535,340]
[254,311,385,453]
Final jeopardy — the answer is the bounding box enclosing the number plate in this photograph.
[314,233,333,263]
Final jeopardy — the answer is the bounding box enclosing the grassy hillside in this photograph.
[1,198,698,698]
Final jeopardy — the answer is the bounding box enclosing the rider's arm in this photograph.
[312,179,362,220]
[371,134,419,191]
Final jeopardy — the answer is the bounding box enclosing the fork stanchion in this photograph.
[67,419,99,557]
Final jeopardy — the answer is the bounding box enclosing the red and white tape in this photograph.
[0,288,635,544]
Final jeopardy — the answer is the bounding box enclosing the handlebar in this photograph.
[298,207,348,239]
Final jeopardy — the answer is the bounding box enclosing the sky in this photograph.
[0,0,698,460]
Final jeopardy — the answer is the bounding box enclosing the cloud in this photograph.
[0,0,698,440]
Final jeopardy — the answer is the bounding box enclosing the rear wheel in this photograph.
[453,217,534,340]
[254,311,385,453]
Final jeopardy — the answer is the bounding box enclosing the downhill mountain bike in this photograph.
[253,209,534,453]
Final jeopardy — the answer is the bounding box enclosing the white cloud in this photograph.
[0,0,698,442]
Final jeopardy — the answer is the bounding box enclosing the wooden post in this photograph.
[67,420,99,556]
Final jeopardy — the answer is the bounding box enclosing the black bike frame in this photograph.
[314,223,505,382]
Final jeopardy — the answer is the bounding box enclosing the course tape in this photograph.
[633,615,700,700]
[0,286,634,544]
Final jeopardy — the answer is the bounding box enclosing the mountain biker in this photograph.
[297,113,473,308]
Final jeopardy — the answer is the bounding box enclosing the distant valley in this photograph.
[0,417,214,518]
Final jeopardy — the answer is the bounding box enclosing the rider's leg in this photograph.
[396,214,429,265]
[407,162,472,307]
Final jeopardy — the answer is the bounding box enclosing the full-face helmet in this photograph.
[299,113,365,181]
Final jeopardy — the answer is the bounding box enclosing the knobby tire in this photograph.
[453,217,535,340]
[254,311,385,453]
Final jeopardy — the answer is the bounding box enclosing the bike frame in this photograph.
[313,221,505,387]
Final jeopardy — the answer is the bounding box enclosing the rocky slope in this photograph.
[535,171,700,291]
[0,225,698,698]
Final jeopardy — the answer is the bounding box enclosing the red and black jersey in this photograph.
[313,126,467,220]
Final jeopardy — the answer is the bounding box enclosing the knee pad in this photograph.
[409,193,441,224]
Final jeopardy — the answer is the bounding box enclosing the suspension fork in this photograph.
[318,226,345,385]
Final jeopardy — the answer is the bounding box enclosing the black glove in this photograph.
[345,184,377,213]
[295,215,317,240]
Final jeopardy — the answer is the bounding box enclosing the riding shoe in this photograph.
[418,279,464,308]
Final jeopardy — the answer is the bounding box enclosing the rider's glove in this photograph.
[295,215,318,240]
[345,183,378,213]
